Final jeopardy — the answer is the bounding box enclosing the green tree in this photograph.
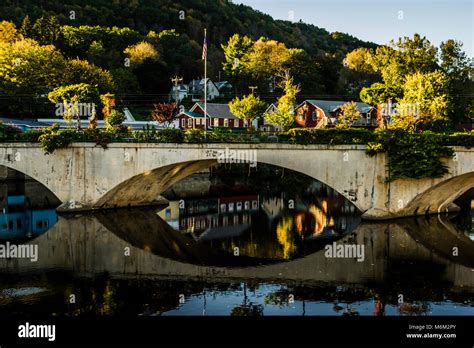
[360,83,402,106]
[18,16,32,38]
[64,58,115,93]
[0,39,66,116]
[0,21,21,43]
[336,101,362,128]
[48,83,100,128]
[229,94,267,122]
[265,71,300,131]
[31,15,61,45]
[124,41,159,68]
[394,70,451,130]
[221,34,253,77]
[439,39,474,124]
[344,47,375,74]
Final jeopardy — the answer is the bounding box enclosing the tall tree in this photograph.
[265,71,300,130]
[31,15,61,45]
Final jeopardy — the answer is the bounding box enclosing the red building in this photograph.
[177,103,252,129]
[295,100,377,128]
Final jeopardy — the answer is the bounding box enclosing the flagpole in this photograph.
[204,28,208,139]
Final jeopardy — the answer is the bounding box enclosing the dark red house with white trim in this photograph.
[295,100,377,128]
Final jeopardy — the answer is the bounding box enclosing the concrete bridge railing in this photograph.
[0,143,473,220]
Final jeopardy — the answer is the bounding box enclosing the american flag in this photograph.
[202,29,207,60]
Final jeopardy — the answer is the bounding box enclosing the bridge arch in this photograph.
[93,158,366,212]
[0,164,62,204]
[403,171,474,216]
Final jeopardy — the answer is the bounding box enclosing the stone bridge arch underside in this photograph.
[0,143,473,220]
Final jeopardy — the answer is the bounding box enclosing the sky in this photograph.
[234,0,474,57]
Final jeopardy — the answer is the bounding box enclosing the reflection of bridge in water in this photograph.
[1,210,473,292]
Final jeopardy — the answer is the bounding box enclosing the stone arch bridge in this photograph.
[0,143,473,220]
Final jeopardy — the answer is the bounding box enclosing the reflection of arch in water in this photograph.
[95,207,356,267]
[95,208,282,268]
[390,215,474,268]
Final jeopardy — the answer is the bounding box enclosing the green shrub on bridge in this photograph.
[366,129,454,181]
[133,127,184,143]
[443,131,474,147]
[38,125,75,154]
[286,128,376,145]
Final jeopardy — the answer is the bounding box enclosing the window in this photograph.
[224,119,229,127]
[236,202,242,211]
[181,118,185,128]
[252,200,258,210]
[220,203,226,213]
[165,208,171,219]
[187,118,193,127]
[244,120,249,127]
[196,118,201,125]
[214,118,219,127]
[312,112,317,121]
[228,202,234,212]
[244,201,250,210]
[36,220,49,229]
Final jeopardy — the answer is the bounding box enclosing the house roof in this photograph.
[191,103,239,119]
[0,117,49,128]
[301,100,374,116]
[189,78,217,92]
[264,103,278,114]
[170,84,188,93]
[181,111,205,118]
[215,81,232,90]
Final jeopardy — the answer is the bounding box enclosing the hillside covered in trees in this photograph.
[0,0,471,130]
[0,0,379,117]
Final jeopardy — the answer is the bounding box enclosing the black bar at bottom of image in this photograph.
[0,316,473,346]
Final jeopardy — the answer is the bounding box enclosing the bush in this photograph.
[286,128,376,145]
[133,127,184,143]
[366,129,454,181]
[185,128,206,143]
[106,110,126,130]
[38,125,74,154]
[155,128,184,143]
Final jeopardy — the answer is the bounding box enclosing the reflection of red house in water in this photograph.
[178,195,259,240]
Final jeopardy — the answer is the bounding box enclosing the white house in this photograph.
[188,78,220,101]
[169,84,189,102]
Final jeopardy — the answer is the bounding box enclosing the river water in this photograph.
[0,164,473,317]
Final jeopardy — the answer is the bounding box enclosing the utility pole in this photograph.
[171,75,183,111]
[249,86,258,95]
